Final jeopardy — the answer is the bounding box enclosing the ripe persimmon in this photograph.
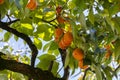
[56,5,62,15]
[58,39,66,49]
[58,31,73,49]
[26,0,37,10]
[62,31,73,46]
[73,48,84,60]
[78,60,88,69]
[57,15,66,24]
[0,0,4,4]
[104,44,111,50]
[54,28,64,42]
[105,50,112,58]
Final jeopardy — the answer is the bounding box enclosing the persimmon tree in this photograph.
[0,0,120,80]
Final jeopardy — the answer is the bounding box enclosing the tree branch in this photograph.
[41,19,57,28]
[0,55,63,80]
[7,19,20,25]
[0,21,38,67]
[58,48,69,80]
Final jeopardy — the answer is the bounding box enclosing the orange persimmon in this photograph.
[58,31,73,49]
[58,39,67,49]
[56,5,62,15]
[62,31,73,46]
[73,48,84,60]
[54,28,64,42]
[57,15,66,24]
[26,0,37,10]
[0,0,4,5]
[104,44,111,50]
[105,50,112,58]
[78,60,88,69]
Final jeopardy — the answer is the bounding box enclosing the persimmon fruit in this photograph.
[78,60,88,69]
[58,39,67,49]
[58,31,73,49]
[57,15,66,24]
[104,44,111,50]
[26,0,37,10]
[62,31,73,46]
[59,32,73,49]
[73,48,84,60]
[54,28,64,42]
[105,50,112,58]
[0,0,4,4]
[56,5,62,14]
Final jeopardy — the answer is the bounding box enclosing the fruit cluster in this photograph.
[73,48,88,69]
[54,27,73,49]
[54,5,73,49]
[56,5,68,24]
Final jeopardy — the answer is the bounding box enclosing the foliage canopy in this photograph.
[0,0,120,80]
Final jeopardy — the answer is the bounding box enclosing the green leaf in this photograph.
[35,23,53,41]
[18,23,34,35]
[112,17,120,34]
[37,54,56,70]
[14,35,19,41]
[79,12,87,28]
[88,9,94,24]
[75,0,86,11]
[52,49,60,56]
[37,54,59,76]
[105,17,115,31]
[103,67,112,80]
[0,74,8,80]
[43,42,51,52]
[48,41,58,51]
[12,72,26,80]
[4,32,12,42]
[34,38,42,49]
[51,61,59,76]
[43,31,53,41]
[67,0,76,9]
[0,70,9,80]
[36,23,48,33]
[38,54,56,61]
[92,64,102,80]
[64,48,70,68]
[15,0,21,9]
[113,39,120,60]
[108,3,120,16]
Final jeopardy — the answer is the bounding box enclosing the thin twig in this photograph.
[7,19,20,25]
[41,19,57,28]
[6,14,12,22]
[56,66,64,77]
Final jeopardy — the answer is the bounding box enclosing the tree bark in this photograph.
[0,56,64,80]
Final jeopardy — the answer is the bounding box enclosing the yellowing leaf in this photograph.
[34,38,42,49]
[21,23,33,30]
